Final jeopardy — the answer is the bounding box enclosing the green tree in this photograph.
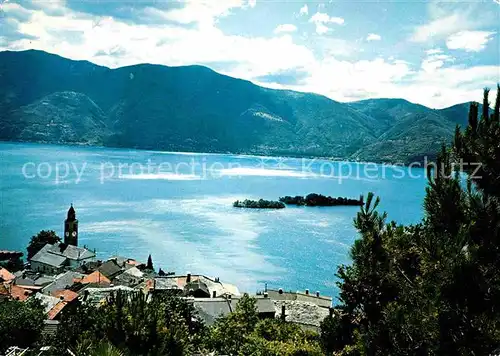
[27,230,61,259]
[53,290,205,356]
[0,298,45,351]
[209,294,259,354]
[210,295,322,355]
[146,254,154,271]
[91,341,125,356]
[321,86,500,355]
[243,318,323,355]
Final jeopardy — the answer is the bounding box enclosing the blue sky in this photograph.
[1,0,499,108]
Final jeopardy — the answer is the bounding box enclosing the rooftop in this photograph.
[108,256,142,268]
[52,289,79,302]
[192,296,275,325]
[45,243,95,261]
[47,301,68,320]
[30,243,96,267]
[144,275,240,297]
[10,285,34,301]
[123,266,144,278]
[0,267,15,282]
[30,245,67,268]
[273,300,330,328]
[35,294,61,314]
[42,270,85,295]
[81,286,135,304]
[76,271,111,286]
[97,260,123,279]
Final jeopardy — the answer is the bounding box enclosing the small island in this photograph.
[279,194,364,207]
[233,199,286,209]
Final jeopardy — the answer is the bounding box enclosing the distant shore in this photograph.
[0,139,429,167]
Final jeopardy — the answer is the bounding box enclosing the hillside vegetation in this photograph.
[0,50,477,163]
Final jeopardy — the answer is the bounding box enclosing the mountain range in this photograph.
[0,50,475,163]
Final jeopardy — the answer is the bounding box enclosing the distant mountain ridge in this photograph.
[0,50,476,163]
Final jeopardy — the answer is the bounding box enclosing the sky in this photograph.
[1,0,499,108]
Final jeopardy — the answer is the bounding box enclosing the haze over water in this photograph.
[0,142,427,298]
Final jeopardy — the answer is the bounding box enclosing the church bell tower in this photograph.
[64,204,78,246]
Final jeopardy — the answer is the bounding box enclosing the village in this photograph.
[0,205,333,352]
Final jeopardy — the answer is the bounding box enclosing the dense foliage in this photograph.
[0,50,476,163]
[320,86,500,355]
[280,194,364,207]
[0,299,45,350]
[146,254,154,271]
[27,230,61,260]
[233,199,286,209]
[206,294,323,355]
[0,292,322,355]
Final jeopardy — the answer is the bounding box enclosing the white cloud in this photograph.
[299,4,308,16]
[300,58,414,101]
[309,12,344,34]
[310,12,344,25]
[409,0,497,44]
[366,33,381,41]
[421,53,454,73]
[274,24,297,34]
[162,0,255,27]
[426,48,442,55]
[315,23,329,35]
[446,31,496,52]
[2,0,499,109]
[410,13,474,42]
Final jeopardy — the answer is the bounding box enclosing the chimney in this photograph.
[278,288,283,295]
[212,291,217,298]
[281,305,286,321]
[329,307,334,317]
[316,291,320,297]
[186,273,191,283]
[263,292,268,298]
[305,289,309,295]
[153,279,156,290]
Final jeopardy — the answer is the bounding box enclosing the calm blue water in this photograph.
[0,142,428,299]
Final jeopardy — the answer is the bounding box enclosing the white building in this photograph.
[30,243,95,275]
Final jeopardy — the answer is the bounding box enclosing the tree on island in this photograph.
[320,86,500,355]
[146,254,154,271]
[27,230,61,260]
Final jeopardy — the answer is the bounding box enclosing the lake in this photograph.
[0,142,428,299]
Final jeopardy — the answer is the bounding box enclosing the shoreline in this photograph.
[0,139,430,169]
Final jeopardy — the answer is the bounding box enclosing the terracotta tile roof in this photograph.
[10,285,32,301]
[48,301,68,320]
[0,268,15,282]
[52,289,79,302]
[76,271,111,285]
